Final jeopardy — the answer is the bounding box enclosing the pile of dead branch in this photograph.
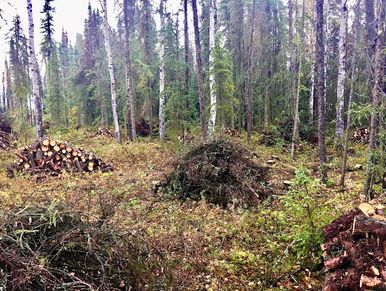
[0,204,153,290]
[260,119,318,146]
[322,200,386,290]
[0,130,11,150]
[158,139,271,207]
[353,127,370,143]
[93,127,114,138]
[7,137,113,178]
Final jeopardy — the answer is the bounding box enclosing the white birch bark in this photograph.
[100,0,121,143]
[208,0,217,139]
[27,0,44,139]
[159,0,166,141]
[309,63,315,122]
[335,0,348,153]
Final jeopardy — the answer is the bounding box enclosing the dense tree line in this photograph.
[0,0,385,194]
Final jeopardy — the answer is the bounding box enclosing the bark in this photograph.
[1,72,5,111]
[340,0,361,186]
[291,0,305,161]
[335,0,348,156]
[288,0,296,116]
[316,0,327,183]
[365,0,376,102]
[310,63,315,122]
[123,0,137,141]
[100,0,121,143]
[159,0,166,141]
[208,0,217,139]
[192,0,207,141]
[184,0,189,94]
[27,0,44,139]
[364,0,385,198]
[245,0,256,142]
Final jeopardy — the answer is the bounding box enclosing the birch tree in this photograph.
[340,0,361,186]
[335,0,348,156]
[123,0,136,141]
[364,0,385,198]
[316,0,327,183]
[159,0,166,141]
[192,0,207,141]
[291,0,305,160]
[208,0,217,139]
[27,0,44,139]
[100,0,121,143]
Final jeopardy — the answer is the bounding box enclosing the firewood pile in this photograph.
[94,127,114,138]
[322,201,386,290]
[7,138,114,178]
[0,130,11,150]
[353,127,370,143]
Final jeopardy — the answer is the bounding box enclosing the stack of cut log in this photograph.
[7,138,113,178]
[322,201,386,291]
[94,127,114,138]
[353,127,370,143]
[0,130,11,150]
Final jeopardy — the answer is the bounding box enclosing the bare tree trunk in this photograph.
[184,0,189,94]
[310,63,315,122]
[340,0,361,186]
[1,72,5,112]
[365,0,376,102]
[364,0,385,198]
[335,0,348,156]
[159,0,166,141]
[208,0,217,139]
[245,0,256,142]
[291,0,306,160]
[100,0,121,143]
[288,0,296,116]
[192,0,207,142]
[316,0,327,183]
[27,0,43,139]
[123,0,136,141]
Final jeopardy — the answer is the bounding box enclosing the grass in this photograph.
[0,129,376,290]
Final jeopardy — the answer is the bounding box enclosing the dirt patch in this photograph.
[0,204,157,290]
[322,201,386,290]
[158,139,271,207]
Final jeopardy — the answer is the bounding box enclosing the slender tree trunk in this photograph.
[159,0,166,141]
[288,0,296,116]
[100,0,121,143]
[123,0,136,141]
[27,0,44,139]
[208,0,217,139]
[310,63,315,122]
[364,0,385,198]
[316,0,327,183]
[291,0,306,160]
[1,72,5,112]
[245,0,256,142]
[184,0,189,94]
[335,0,348,156]
[340,0,361,186]
[365,0,376,102]
[192,0,207,141]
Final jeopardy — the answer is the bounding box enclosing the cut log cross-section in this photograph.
[7,137,114,179]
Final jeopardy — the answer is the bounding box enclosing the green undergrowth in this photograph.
[0,128,375,289]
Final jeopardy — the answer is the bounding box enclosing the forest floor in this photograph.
[0,129,376,290]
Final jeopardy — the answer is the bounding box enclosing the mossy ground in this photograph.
[0,129,376,290]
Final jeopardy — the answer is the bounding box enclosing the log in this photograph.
[353,215,386,239]
[7,138,114,178]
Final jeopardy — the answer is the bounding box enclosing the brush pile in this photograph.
[158,139,271,207]
[7,137,113,178]
[322,200,386,291]
[93,127,114,138]
[0,204,152,290]
[353,127,370,143]
[0,130,10,150]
